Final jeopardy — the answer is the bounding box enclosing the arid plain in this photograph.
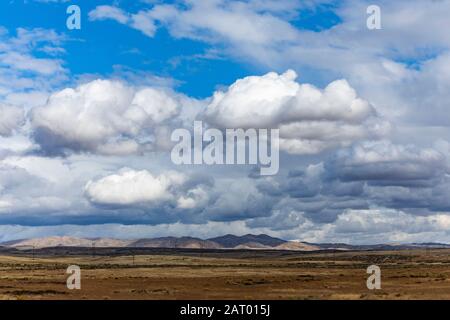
[0,248,449,300]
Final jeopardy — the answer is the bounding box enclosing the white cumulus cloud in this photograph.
[31,79,183,155]
[204,70,390,154]
[85,169,186,206]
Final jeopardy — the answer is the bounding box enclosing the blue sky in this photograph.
[1,0,450,244]
[0,0,344,97]
[1,0,263,97]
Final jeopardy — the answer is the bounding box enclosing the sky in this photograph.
[0,0,450,244]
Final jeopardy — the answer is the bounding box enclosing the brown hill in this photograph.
[233,242,272,250]
[275,241,321,251]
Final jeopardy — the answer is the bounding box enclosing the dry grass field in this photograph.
[0,248,449,300]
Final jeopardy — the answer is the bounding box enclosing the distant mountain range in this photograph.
[209,234,286,247]
[1,234,449,251]
[130,237,222,249]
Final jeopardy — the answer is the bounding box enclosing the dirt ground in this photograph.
[0,249,449,300]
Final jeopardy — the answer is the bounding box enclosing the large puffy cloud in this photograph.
[0,104,24,136]
[204,70,298,128]
[204,70,390,154]
[31,80,185,155]
[85,169,187,206]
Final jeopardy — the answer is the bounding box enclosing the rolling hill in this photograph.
[2,235,449,251]
[5,236,132,249]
